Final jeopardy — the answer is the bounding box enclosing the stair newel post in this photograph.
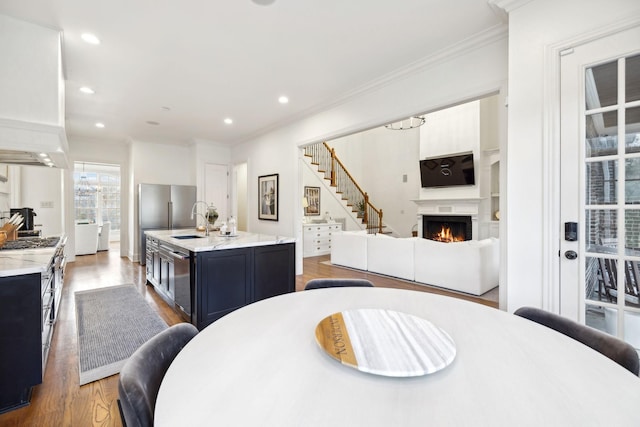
[363,192,369,226]
[330,148,337,187]
[378,209,383,234]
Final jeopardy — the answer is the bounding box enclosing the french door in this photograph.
[560,25,640,351]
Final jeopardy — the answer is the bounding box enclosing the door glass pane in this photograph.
[586,160,617,204]
[586,112,618,157]
[625,210,640,256]
[585,304,611,334]
[586,209,617,253]
[626,106,640,154]
[586,60,617,109]
[624,260,640,308]
[623,310,640,351]
[625,158,640,203]
[74,171,98,222]
[586,256,617,302]
[625,54,640,103]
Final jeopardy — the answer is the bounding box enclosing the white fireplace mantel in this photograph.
[411,198,483,216]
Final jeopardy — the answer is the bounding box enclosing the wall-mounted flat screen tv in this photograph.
[419,152,475,188]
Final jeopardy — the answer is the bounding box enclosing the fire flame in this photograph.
[432,225,464,243]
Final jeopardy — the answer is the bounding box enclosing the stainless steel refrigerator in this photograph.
[138,184,197,265]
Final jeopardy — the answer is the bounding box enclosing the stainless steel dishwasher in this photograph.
[162,243,192,320]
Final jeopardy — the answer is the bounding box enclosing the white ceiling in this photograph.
[0,1,505,145]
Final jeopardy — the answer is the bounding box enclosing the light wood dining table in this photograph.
[155,287,640,426]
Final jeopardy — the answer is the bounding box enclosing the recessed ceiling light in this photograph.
[39,153,47,157]
[81,33,101,45]
[79,86,95,94]
[146,121,160,126]
[278,96,289,104]
[224,118,233,125]
[95,122,105,128]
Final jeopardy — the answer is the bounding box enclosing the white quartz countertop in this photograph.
[144,229,295,252]
[0,237,65,277]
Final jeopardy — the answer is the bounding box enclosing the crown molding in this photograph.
[488,0,534,14]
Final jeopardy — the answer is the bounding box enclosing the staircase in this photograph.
[304,142,384,234]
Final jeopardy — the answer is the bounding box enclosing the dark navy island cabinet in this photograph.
[192,242,295,330]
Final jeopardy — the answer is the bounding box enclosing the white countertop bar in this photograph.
[144,229,295,252]
[0,237,65,277]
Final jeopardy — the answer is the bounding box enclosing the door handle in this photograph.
[564,250,578,260]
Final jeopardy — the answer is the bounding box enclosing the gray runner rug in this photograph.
[75,284,168,385]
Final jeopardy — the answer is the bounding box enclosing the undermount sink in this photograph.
[171,235,205,240]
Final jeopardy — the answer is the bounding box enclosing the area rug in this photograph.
[75,284,168,385]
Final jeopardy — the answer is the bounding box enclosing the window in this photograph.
[73,163,120,234]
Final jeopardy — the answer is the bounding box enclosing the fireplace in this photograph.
[423,215,472,242]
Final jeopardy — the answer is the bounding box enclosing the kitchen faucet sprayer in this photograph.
[191,201,211,236]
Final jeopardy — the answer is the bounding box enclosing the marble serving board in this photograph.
[315,308,456,377]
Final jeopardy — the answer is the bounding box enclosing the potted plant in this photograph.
[207,206,219,228]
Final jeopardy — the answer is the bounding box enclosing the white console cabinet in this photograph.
[303,222,342,257]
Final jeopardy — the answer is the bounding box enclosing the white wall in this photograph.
[504,0,640,312]
[0,15,61,125]
[19,166,63,237]
[232,30,508,276]
[233,162,248,231]
[131,140,194,186]
[0,165,13,215]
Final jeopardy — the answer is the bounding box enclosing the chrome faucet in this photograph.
[191,201,210,236]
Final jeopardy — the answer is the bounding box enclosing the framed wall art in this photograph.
[304,186,320,216]
[258,173,279,221]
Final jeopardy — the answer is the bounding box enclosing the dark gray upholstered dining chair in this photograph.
[118,322,199,427]
[304,278,375,290]
[514,306,639,375]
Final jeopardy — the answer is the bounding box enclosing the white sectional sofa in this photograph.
[331,231,499,296]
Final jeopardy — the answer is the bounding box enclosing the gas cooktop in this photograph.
[1,237,60,250]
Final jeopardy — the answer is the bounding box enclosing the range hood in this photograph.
[0,117,68,168]
[0,15,68,169]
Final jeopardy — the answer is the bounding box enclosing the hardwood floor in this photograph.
[0,248,496,426]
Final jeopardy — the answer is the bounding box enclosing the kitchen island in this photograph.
[144,229,295,330]
[0,236,66,413]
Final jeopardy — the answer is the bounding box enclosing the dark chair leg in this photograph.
[117,399,127,427]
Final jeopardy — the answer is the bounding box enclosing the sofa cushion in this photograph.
[367,235,416,281]
[331,231,369,270]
